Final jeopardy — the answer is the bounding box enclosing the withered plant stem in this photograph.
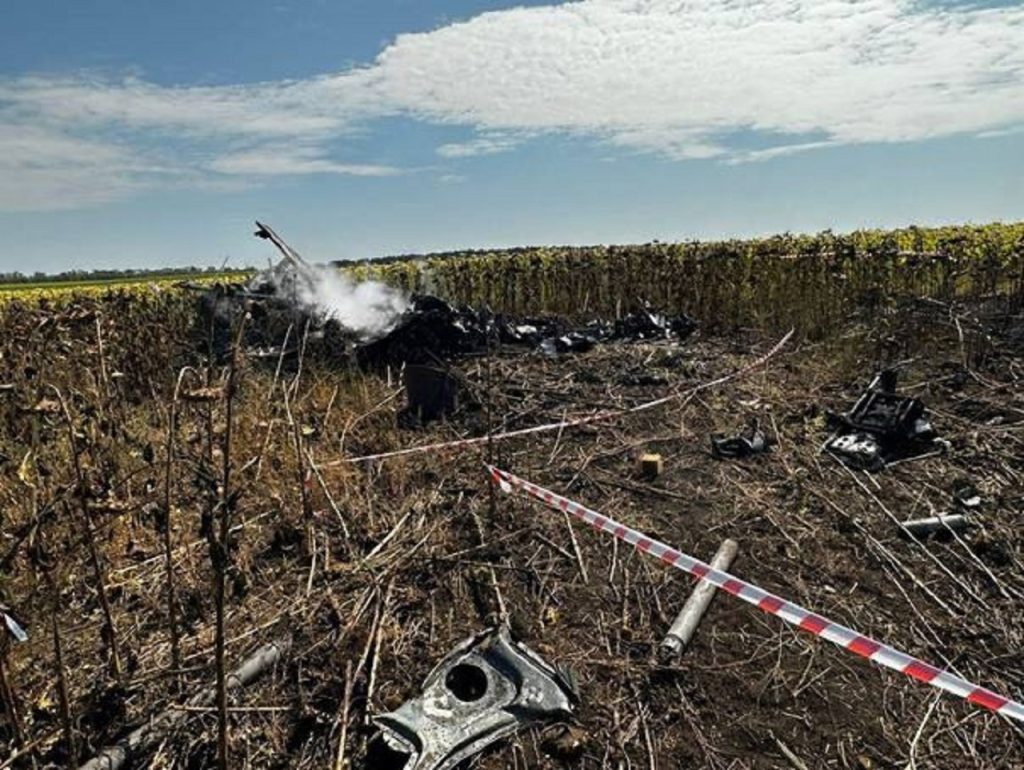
[39,529,77,770]
[283,319,314,556]
[267,322,293,403]
[331,660,354,770]
[94,315,110,400]
[283,385,313,557]
[0,642,24,749]
[486,325,497,522]
[214,315,247,770]
[162,367,194,688]
[52,387,123,681]
[51,610,76,770]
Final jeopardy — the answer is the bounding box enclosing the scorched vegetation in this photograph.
[1,222,1023,770]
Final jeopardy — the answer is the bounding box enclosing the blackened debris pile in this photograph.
[356,295,499,366]
[194,222,697,369]
[196,280,353,365]
[826,369,945,470]
[195,221,382,364]
[358,295,697,367]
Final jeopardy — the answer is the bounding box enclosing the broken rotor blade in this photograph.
[254,220,312,270]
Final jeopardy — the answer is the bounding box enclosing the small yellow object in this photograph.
[17,451,36,489]
[637,453,663,479]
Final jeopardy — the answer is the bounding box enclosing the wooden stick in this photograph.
[774,735,810,770]
[332,661,354,770]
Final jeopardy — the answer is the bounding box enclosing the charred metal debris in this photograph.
[191,222,697,369]
[358,295,696,366]
[711,425,771,460]
[0,602,27,643]
[370,626,578,770]
[825,369,946,471]
[898,480,983,539]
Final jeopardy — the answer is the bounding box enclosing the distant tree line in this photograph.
[0,265,254,284]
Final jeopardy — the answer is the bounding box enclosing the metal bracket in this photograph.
[372,626,578,770]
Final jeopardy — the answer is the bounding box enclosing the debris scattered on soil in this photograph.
[711,426,770,459]
[826,369,944,470]
[953,479,982,510]
[359,294,697,366]
[372,625,577,770]
[79,639,289,770]
[197,223,699,371]
[490,465,1024,722]
[399,364,468,427]
[1,603,27,643]
[5,265,1024,768]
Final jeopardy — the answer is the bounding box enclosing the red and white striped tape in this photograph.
[487,465,1024,723]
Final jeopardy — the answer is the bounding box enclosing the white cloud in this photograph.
[372,0,1024,153]
[2,0,1023,210]
[0,75,364,138]
[0,124,152,211]
[437,135,520,158]
[209,145,402,176]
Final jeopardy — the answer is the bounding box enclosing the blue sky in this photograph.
[1,0,1022,274]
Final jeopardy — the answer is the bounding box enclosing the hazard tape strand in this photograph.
[487,464,1024,723]
[340,330,794,464]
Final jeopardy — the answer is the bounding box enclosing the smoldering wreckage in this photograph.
[8,222,1016,770]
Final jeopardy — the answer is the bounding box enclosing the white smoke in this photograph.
[261,261,409,339]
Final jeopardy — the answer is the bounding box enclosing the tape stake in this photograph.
[487,465,1024,723]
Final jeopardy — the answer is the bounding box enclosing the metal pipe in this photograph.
[660,539,738,660]
[80,638,290,770]
[900,514,970,538]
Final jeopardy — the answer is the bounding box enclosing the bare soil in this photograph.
[1,293,1023,769]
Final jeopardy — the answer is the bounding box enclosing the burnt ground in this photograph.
[2,296,1024,769]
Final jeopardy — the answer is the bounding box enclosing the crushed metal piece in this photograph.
[827,369,942,470]
[711,428,768,459]
[825,432,882,469]
[953,480,982,510]
[1,603,27,643]
[373,626,578,770]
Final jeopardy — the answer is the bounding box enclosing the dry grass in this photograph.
[1,285,1023,769]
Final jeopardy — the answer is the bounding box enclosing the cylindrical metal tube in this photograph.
[900,514,970,538]
[80,639,290,770]
[660,539,738,660]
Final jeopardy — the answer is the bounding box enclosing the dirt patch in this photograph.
[1,296,1023,769]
